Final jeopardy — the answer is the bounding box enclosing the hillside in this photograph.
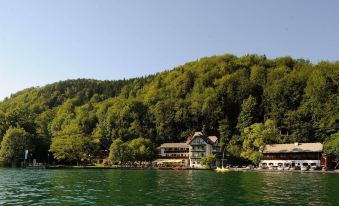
[0,54,338,164]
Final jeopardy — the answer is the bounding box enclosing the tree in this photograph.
[5,108,36,135]
[250,65,266,86]
[201,154,217,169]
[128,137,156,164]
[237,95,259,133]
[49,124,98,165]
[108,139,131,165]
[0,110,6,142]
[241,119,280,165]
[49,134,95,165]
[218,118,232,167]
[324,132,339,168]
[0,127,31,164]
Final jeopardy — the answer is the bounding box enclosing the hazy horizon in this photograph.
[1,0,339,100]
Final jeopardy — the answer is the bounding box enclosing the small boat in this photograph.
[215,167,230,172]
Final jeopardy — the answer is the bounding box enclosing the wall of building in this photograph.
[160,148,189,158]
[260,160,321,167]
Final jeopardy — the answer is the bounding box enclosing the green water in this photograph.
[0,169,338,206]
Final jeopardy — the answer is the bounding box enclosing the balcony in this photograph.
[190,154,205,159]
[164,150,189,153]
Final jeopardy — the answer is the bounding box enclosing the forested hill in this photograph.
[0,54,338,163]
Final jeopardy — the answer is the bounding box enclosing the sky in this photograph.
[0,0,338,100]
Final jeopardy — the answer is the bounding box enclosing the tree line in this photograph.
[0,54,338,166]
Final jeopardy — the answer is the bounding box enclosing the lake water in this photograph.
[0,169,338,205]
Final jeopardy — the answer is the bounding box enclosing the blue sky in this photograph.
[0,1,338,100]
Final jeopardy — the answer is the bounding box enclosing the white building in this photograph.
[260,142,323,168]
[187,132,220,168]
[154,143,189,167]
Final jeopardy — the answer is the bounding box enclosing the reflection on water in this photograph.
[0,168,338,205]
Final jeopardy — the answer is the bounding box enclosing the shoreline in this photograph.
[40,166,339,174]
[2,164,338,174]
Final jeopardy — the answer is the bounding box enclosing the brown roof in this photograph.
[160,143,189,148]
[187,132,218,145]
[208,136,218,143]
[263,143,323,154]
[193,132,203,137]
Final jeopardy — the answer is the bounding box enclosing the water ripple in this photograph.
[0,168,338,205]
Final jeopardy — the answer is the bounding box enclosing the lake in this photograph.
[0,169,338,205]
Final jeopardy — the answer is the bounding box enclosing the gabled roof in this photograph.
[263,143,323,154]
[187,132,218,145]
[160,143,189,148]
[208,136,218,143]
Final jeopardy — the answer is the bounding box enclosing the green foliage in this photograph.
[227,135,243,158]
[108,139,131,164]
[324,132,339,157]
[241,119,280,165]
[49,124,98,164]
[200,154,217,169]
[0,127,31,163]
[128,137,156,163]
[237,95,259,133]
[108,137,156,165]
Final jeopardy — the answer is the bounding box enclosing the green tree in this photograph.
[0,127,32,164]
[0,110,6,142]
[218,118,232,166]
[108,139,131,165]
[241,119,280,165]
[5,108,36,135]
[201,154,217,169]
[128,137,156,164]
[324,132,339,168]
[237,95,259,133]
[227,135,243,157]
[49,124,97,165]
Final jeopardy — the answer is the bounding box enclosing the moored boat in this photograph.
[215,167,230,172]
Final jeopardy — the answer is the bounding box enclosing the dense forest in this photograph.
[0,54,338,165]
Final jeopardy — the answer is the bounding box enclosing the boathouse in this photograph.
[260,142,325,168]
